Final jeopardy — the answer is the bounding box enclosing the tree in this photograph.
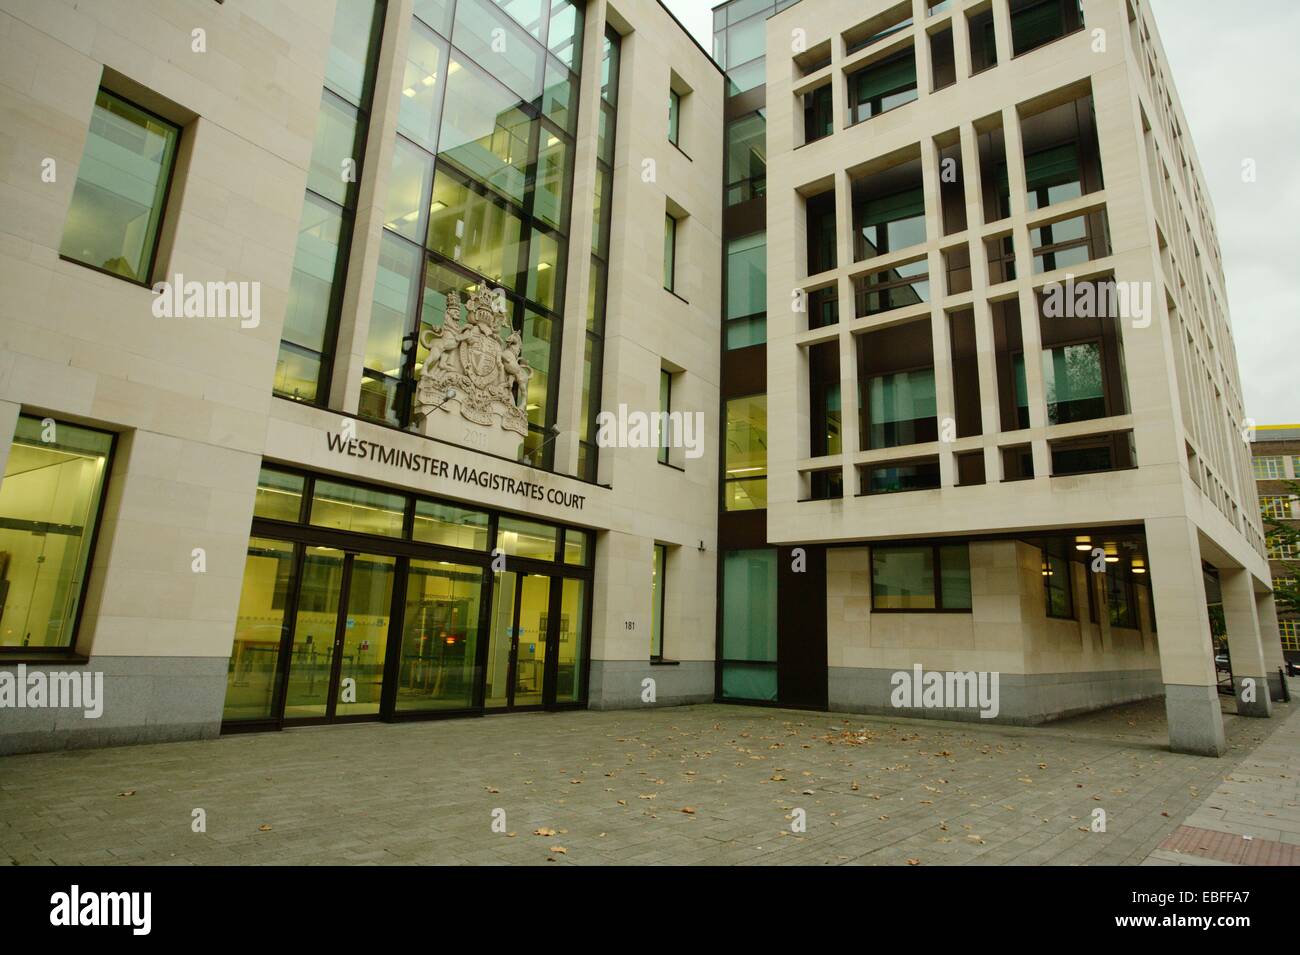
[1261,479,1300,618]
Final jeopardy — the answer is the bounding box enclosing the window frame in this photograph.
[1042,540,1075,620]
[650,542,667,660]
[870,541,973,613]
[58,88,183,288]
[0,414,118,656]
[663,212,678,293]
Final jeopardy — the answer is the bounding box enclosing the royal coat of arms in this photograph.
[413,286,532,456]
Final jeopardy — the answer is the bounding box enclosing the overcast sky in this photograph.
[662,0,1300,424]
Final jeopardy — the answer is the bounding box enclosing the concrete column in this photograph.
[1147,515,1225,756]
[1220,567,1271,717]
[1255,589,1287,702]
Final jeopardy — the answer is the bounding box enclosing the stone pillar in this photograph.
[1147,516,1225,755]
[1256,589,1287,701]
[1220,568,1271,717]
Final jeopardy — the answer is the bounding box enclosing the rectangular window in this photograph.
[721,549,778,701]
[1030,208,1110,273]
[803,84,834,143]
[808,285,840,329]
[872,543,971,611]
[658,369,672,465]
[1010,0,1084,57]
[726,232,767,348]
[663,214,677,292]
[809,342,842,457]
[412,500,490,550]
[726,112,767,205]
[930,27,956,90]
[254,468,306,522]
[60,90,180,284]
[310,480,406,538]
[0,415,114,651]
[725,395,767,510]
[865,458,941,494]
[650,543,667,658]
[855,186,926,259]
[496,516,558,561]
[1041,341,1106,424]
[1043,541,1074,618]
[867,368,937,448]
[1261,496,1294,521]
[1253,456,1284,479]
[854,258,930,317]
[1106,567,1138,629]
[1025,143,1082,211]
[223,537,294,720]
[806,192,838,274]
[847,50,918,125]
[668,89,681,145]
[968,9,998,73]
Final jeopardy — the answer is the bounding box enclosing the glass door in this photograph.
[484,571,553,710]
[282,548,394,721]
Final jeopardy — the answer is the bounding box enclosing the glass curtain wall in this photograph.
[576,25,621,481]
[360,0,586,474]
[275,0,387,405]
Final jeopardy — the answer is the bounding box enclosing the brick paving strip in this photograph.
[0,693,1294,866]
[1146,698,1300,867]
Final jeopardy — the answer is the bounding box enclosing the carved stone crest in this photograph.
[413,286,532,456]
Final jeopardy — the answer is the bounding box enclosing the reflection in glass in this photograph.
[563,530,590,566]
[223,538,294,720]
[307,91,361,206]
[253,468,305,522]
[310,480,405,538]
[284,547,344,718]
[397,22,448,150]
[513,574,550,706]
[383,138,434,241]
[335,554,394,716]
[427,172,524,289]
[397,560,484,711]
[485,570,517,708]
[555,577,586,702]
[721,549,777,701]
[725,395,768,510]
[412,500,490,549]
[497,516,557,560]
[325,0,381,106]
[0,416,112,649]
[453,0,543,101]
[360,232,423,424]
[438,59,532,205]
[59,90,178,283]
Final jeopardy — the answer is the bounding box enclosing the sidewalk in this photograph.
[1145,691,1300,866]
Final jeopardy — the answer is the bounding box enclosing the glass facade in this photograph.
[275,0,385,406]
[872,543,971,611]
[222,466,592,723]
[59,90,179,284]
[721,549,777,701]
[359,0,586,472]
[725,395,767,510]
[0,416,114,650]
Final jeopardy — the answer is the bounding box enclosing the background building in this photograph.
[0,0,1283,757]
[1250,424,1299,665]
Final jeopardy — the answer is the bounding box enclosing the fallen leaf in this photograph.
[681,807,696,814]
[907,858,921,866]
[550,846,567,854]
[258,824,273,832]
[534,827,556,837]
[117,790,136,798]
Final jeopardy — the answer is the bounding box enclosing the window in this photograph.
[1042,541,1073,618]
[808,285,840,329]
[1253,456,1284,479]
[1010,0,1084,57]
[726,112,767,205]
[872,543,971,610]
[1050,433,1136,475]
[855,186,926,259]
[725,395,767,510]
[803,85,833,144]
[668,89,681,146]
[847,50,918,125]
[930,27,956,90]
[968,8,997,74]
[1261,496,1294,521]
[806,192,838,274]
[1030,208,1110,273]
[1106,566,1138,629]
[650,543,667,658]
[663,214,677,292]
[1280,619,1300,653]
[865,458,941,494]
[726,232,767,348]
[867,368,937,448]
[59,90,180,284]
[854,258,929,317]
[658,369,672,465]
[1269,540,1300,560]
[721,549,778,701]
[809,342,842,457]
[0,415,114,651]
[1025,143,1083,211]
[1041,342,1106,424]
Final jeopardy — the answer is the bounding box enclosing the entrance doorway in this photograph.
[282,548,395,722]
[485,571,553,710]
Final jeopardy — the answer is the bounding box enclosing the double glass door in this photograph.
[283,547,395,721]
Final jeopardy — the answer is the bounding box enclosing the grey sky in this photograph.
[661,0,1300,424]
